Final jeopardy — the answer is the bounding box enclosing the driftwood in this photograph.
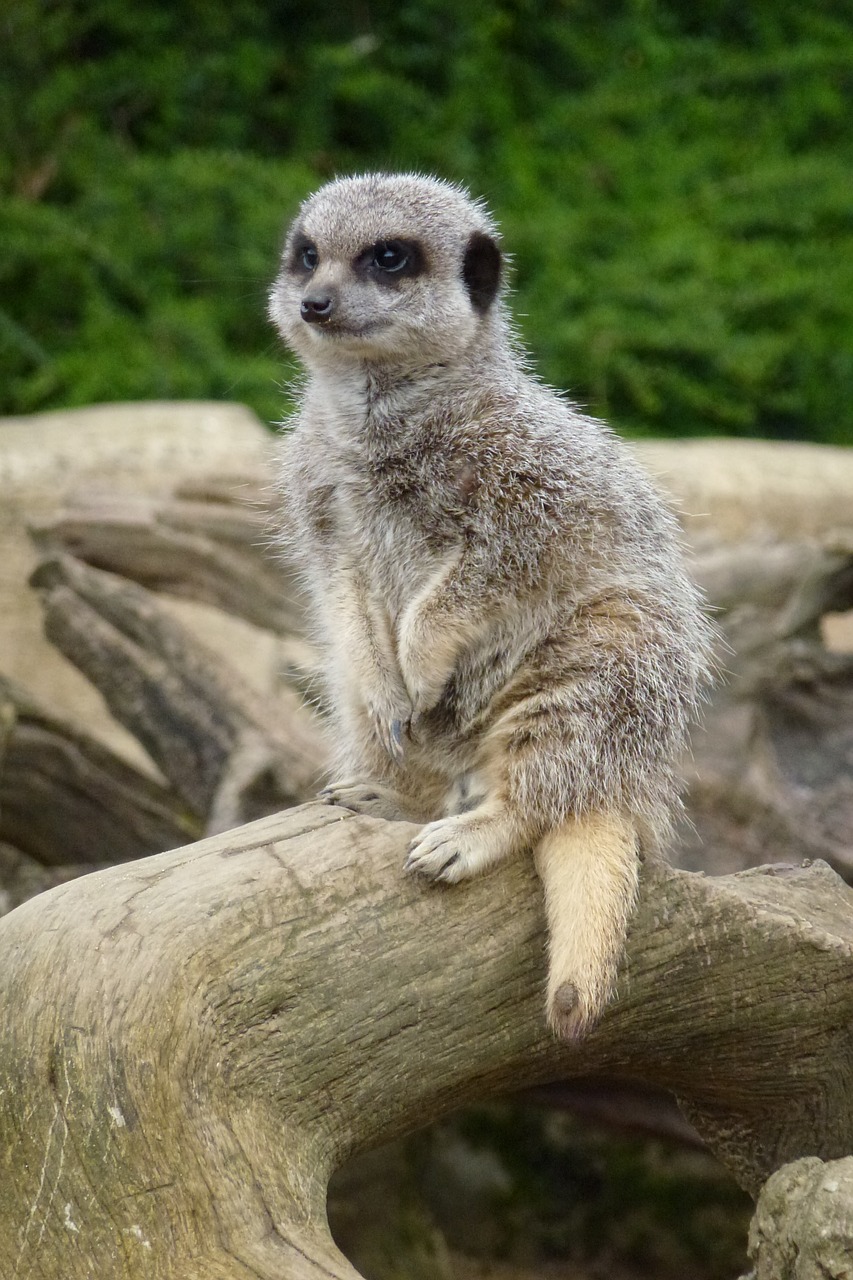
[29,482,306,636]
[28,552,326,833]
[19,474,853,883]
[1,421,853,1276]
[0,673,197,867]
[1,806,853,1277]
[681,534,853,882]
[0,402,278,771]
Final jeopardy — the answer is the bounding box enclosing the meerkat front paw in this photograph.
[405,814,503,884]
[320,779,410,821]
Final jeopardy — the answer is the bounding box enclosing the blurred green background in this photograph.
[2,0,852,440]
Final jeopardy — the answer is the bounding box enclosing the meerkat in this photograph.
[268,173,713,1040]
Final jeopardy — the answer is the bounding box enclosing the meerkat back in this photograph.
[269,173,713,1040]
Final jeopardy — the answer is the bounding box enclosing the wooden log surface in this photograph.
[0,403,277,769]
[1,804,852,1278]
[29,483,306,637]
[23,499,853,883]
[28,553,327,830]
[0,674,197,865]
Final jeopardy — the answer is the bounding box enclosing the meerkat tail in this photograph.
[534,813,639,1042]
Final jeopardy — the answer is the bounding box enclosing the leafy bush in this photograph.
[2,0,851,439]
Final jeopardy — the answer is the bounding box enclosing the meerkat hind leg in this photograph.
[535,813,639,1042]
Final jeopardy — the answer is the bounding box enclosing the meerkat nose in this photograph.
[300,293,335,324]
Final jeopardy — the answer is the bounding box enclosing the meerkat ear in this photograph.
[463,231,502,313]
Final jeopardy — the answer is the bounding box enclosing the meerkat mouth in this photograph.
[307,319,393,340]
[304,324,399,359]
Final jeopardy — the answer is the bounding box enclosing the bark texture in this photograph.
[1,805,853,1278]
[0,402,276,768]
[29,553,326,829]
[0,674,197,866]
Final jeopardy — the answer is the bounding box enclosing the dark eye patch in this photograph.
[354,238,424,284]
[288,233,319,275]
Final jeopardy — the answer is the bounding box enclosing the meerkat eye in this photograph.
[288,235,319,273]
[372,240,409,273]
[355,238,422,281]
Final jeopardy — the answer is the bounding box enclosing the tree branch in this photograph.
[5,427,853,1273]
[29,478,307,636]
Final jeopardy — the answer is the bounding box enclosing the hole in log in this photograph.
[327,1088,752,1279]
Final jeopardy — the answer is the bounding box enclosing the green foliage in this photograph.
[2,0,852,439]
[440,1103,752,1276]
[329,1103,753,1279]
[0,141,313,423]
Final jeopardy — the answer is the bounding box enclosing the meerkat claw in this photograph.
[405,845,460,880]
[320,780,409,821]
[367,708,410,764]
[405,820,472,881]
[388,718,407,762]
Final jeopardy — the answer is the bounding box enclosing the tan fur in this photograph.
[269,173,713,1039]
[534,815,639,1041]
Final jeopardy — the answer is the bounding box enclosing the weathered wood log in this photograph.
[636,438,853,546]
[1,804,852,1278]
[31,452,853,646]
[32,469,853,655]
[4,421,853,1272]
[0,842,114,918]
[29,481,307,637]
[0,403,277,768]
[24,523,853,883]
[0,675,197,867]
[29,554,327,831]
[680,538,853,880]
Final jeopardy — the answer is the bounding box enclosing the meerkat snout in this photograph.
[300,293,336,324]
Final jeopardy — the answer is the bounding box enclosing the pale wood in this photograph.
[30,484,307,636]
[24,478,853,881]
[0,675,196,865]
[29,554,327,827]
[635,437,853,545]
[1,803,852,1278]
[0,842,112,918]
[3,419,853,1273]
[0,402,275,767]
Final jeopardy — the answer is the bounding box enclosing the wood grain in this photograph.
[1,804,851,1277]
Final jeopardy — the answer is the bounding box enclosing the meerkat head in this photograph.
[268,173,504,370]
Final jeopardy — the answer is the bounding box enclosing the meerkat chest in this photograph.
[297,400,479,611]
[334,458,463,610]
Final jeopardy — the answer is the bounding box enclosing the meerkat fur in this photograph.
[269,173,713,1040]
